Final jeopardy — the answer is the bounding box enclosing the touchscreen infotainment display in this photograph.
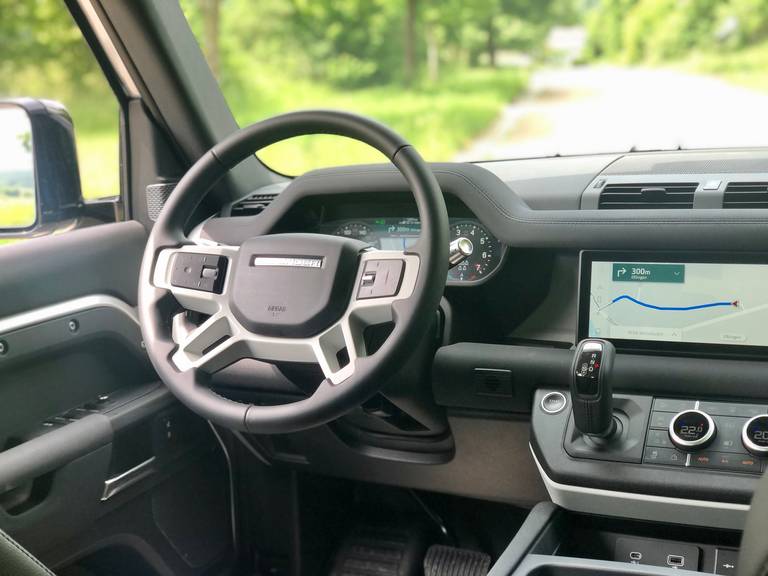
[580,253,768,350]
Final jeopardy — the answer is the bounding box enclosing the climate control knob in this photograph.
[669,410,716,451]
[742,414,768,456]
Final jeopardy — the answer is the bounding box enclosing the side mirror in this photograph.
[0,99,83,239]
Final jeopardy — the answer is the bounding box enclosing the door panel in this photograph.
[0,221,146,317]
[0,223,233,575]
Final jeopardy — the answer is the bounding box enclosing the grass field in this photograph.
[231,68,529,174]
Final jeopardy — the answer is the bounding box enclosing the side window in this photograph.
[0,0,120,239]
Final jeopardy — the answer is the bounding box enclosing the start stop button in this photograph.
[541,392,567,414]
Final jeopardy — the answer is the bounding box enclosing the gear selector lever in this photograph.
[570,338,617,438]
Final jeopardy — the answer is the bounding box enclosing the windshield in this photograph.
[180,0,768,174]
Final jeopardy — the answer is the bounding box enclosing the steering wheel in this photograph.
[138,110,449,434]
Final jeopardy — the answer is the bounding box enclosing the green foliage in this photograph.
[715,0,768,48]
[585,0,768,63]
[177,0,549,172]
[252,68,528,174]
[685,39,768,91]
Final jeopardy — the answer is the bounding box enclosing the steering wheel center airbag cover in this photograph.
[229,233,367,338]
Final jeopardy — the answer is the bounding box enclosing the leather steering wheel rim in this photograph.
[138,110,449,434]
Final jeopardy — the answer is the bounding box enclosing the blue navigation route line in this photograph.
[611,295,737,312]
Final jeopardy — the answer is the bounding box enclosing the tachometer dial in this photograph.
[448,221,502,283]
[333,222,373,243]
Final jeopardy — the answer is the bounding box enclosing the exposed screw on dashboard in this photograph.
[68,319,79,333]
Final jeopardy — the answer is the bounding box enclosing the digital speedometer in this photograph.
[448,222,502,282]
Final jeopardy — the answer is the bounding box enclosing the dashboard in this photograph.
[317,217,505,284]
[205,150,768,529]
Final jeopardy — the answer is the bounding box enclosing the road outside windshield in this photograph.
[181,0,768,174]
[588,261,768,347]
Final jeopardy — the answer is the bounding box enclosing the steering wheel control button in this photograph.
[357,259,404,299]
[643,446,686,466]
[171,253,228,293]
[541,392,567,414]
[201,265,219,279]
[669,410,716,451]
[742,414,768,455]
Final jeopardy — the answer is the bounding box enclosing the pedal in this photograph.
[423,545,491,576]
[330,525,425,576]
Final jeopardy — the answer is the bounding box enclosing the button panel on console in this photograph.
[644,398,768,474]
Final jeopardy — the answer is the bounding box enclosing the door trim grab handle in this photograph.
[101,456,156,501]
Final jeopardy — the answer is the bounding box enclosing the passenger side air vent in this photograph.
[723,182,768,209]
[598,183,697,209]
[230,193,277,216]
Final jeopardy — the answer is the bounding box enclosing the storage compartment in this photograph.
[491,504,742,576]
[543,512,739,570]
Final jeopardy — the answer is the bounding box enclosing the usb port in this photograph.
[667,555,685,568]
[629,552,642,561]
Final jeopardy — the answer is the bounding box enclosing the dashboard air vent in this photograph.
[723,182,768,209]
[598,183,697,209]
[231,193,277,216]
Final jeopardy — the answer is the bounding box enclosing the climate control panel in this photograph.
[644,398,768,473]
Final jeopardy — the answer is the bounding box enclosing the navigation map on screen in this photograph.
[587,261,768,347]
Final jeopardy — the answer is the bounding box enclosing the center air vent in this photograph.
[723,182,768,209]
[598,183,697,209]
[230,193,277,216]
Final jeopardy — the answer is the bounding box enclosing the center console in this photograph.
[528,251,768,530]
[488,504,742,576]
[532,386,766,527]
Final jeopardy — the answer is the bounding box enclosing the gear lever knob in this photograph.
[570,338,616,438]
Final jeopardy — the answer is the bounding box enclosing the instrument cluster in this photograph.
[322,217,505,284]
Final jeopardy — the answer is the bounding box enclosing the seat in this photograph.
[0,528,53,576]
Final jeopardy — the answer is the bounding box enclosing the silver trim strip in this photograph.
[251,256,323,268]
[76,0,140,97]
[530,446,749,530]
[101,456,156,501]
[0,295,139,334]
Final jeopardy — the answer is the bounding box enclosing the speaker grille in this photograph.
[146,182,177,221]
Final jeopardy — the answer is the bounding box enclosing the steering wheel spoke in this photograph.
[171,311,244,372]
[311,249,420,384]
